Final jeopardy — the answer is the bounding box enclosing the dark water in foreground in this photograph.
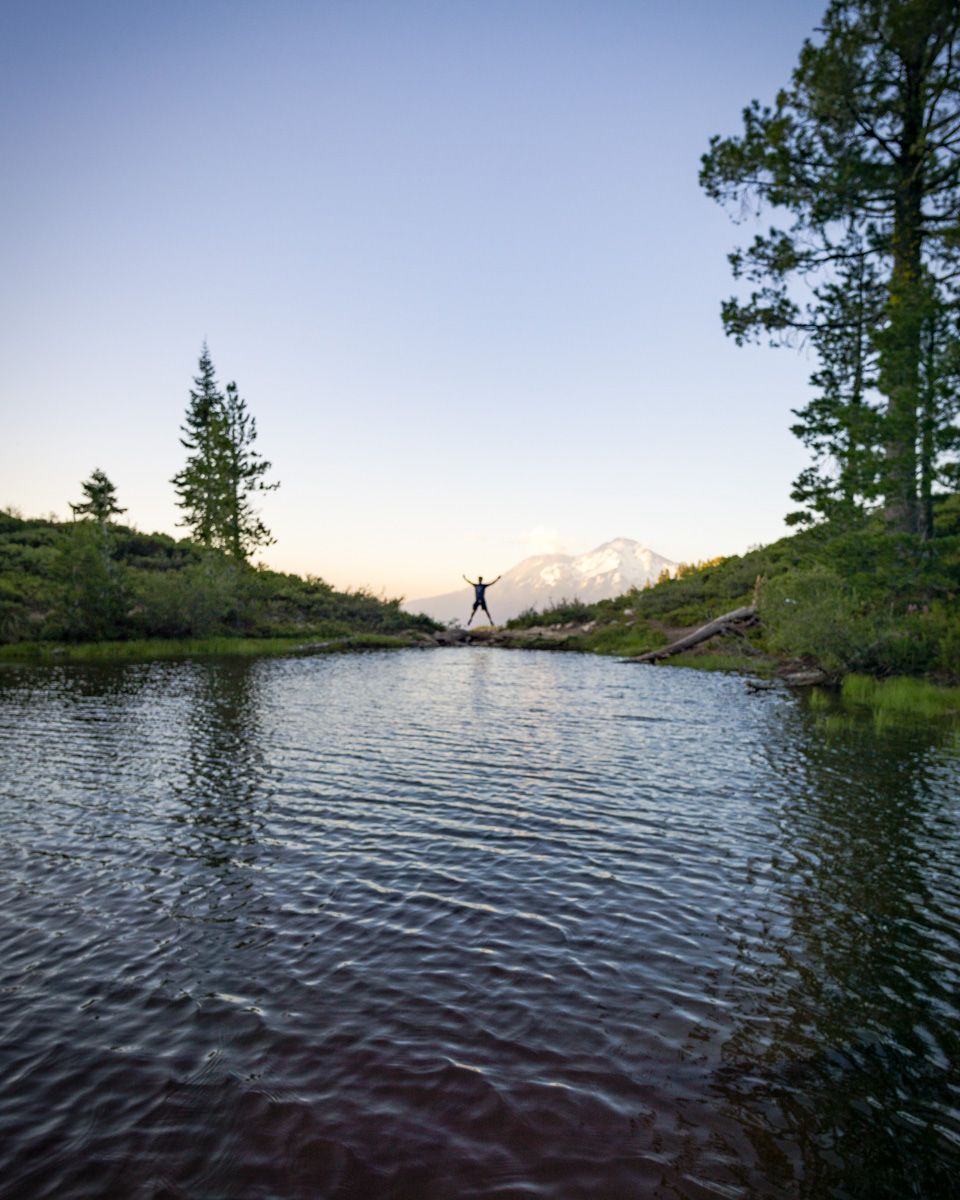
[1,648,959,1200]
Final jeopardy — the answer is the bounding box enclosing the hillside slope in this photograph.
[504,503,960,679]
[0,511,438,644]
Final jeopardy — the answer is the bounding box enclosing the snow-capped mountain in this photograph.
[404,538,679,624]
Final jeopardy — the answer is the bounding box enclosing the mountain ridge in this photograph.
[404,537,679,624]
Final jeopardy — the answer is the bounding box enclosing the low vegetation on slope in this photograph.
[0,510,438,648]
[507,499,960,680]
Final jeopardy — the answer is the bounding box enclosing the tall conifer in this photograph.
[218,379,278,559]
[701,0,960,535]
[171,344,225,547]
[172,346,278,558]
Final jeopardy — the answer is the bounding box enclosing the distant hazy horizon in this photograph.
[2,0,824,598]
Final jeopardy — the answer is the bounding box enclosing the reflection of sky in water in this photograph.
[0,649,958,1199]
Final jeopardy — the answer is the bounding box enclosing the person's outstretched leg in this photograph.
[481,602,494,624]
[466,604,478,626]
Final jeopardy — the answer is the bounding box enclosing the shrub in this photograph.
[583,621,669,656]
[934,616,960,676]
[50,523,130,641]
[760,566,872,671]
[506,598,595,629]
[761,566,946,675]
[131,558,243,638]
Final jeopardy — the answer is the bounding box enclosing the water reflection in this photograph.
[714,705,960,1198]
[172,659,272,867]
[0,651,958,1198]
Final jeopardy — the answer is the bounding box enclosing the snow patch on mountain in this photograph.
[404,537,679,624]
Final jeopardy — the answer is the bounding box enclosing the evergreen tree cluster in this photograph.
[171,344,278,559]
[701,0,960,537]
[69,344,276,562]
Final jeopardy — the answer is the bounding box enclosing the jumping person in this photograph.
[463,573,501,626]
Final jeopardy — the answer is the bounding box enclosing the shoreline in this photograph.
[4,629,960,721]
[0,622,836,686]
[0,623,783,674]
[0,633,426,666]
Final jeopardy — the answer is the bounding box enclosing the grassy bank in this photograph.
[0,509,439,648]
[664,650,776,675]
[506,500,960,682]
[0,632,422,665]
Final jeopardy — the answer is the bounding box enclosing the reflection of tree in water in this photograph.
[714,711,960,1198]
[165,658,280,985]
[175,659,271,866]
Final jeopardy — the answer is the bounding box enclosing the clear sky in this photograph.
[1,0,827,601]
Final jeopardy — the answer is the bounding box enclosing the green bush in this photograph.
[506,598,595,629]
[582,620,669,656]
[658,603,718,627]
[0,510,439,646]
[131,558,242,638]
[934,614,960,675]
[760,566,873,671]
[760,566,947,675]
[49,523,130,642]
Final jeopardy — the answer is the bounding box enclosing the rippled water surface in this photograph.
[1,648,959,1199]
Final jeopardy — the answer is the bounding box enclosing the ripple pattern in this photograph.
[0,648,959,1198]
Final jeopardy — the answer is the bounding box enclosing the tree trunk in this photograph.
[628,606,757,664]
[882,58,925,535]
[918,312,937,542]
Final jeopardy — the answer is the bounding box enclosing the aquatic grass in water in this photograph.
[841,673,960,719]
[809,679,960,737]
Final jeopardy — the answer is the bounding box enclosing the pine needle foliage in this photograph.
[171,345,224,548]
[701,0,960,535]
[171,345,279,559]
[69,468,126,529]
[218,379,278,559]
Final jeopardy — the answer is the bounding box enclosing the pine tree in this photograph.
[70,468,126,530]
[171,344,225,548]
[217,379,279,559]
[171,346,279,559]
[64,469,128,638]
[916,292,960,535]
[786,248,887,526]
[700,0,960,536]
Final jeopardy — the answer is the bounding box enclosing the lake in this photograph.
[1,647,958,1199]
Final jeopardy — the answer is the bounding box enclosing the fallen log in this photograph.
[628,605,757,664]
[781,668,828,687]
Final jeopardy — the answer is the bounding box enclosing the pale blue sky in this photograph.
[2,0,826,599]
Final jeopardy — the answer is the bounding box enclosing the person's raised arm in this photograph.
[463,574,476,586]
[488,575,502,587]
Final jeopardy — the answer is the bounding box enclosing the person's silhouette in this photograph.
[463,573,501,626]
